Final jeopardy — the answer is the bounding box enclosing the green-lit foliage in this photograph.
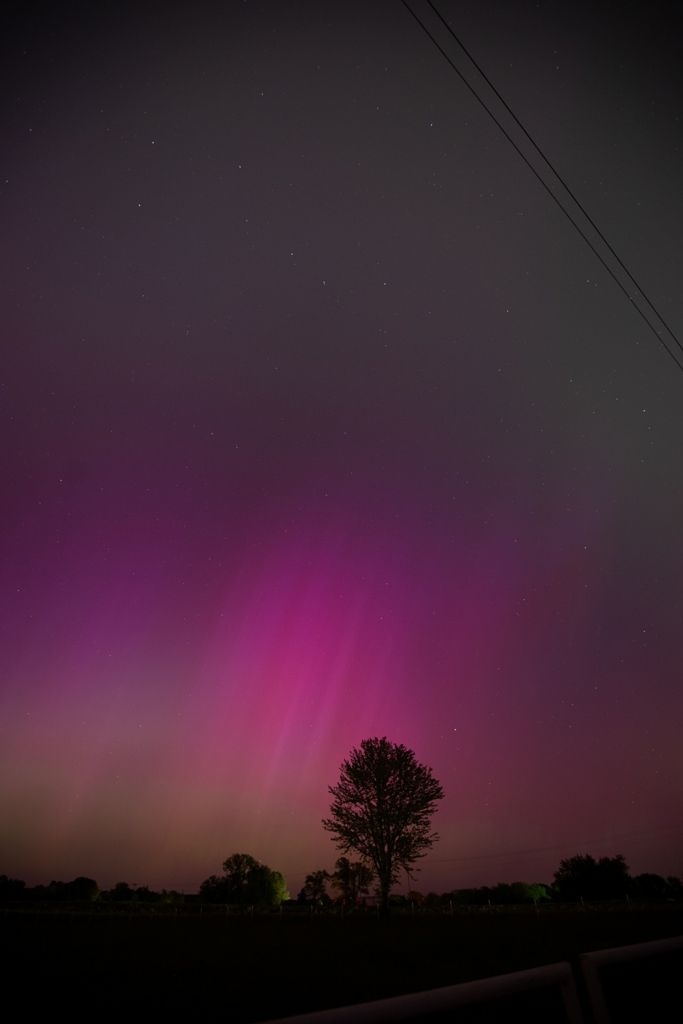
[199,852,289,908]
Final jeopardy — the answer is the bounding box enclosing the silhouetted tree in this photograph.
[666,876,683,898]
[0,875,26,901]
[323,737,444,914]
[525,882,550,906]
[65,876,99,901]
[491,883,515,905]
[247,864,288,908]
[160,889,185,905]
[300,869,331,906]
[106,881,137,902]
[199,874,228,903]
[631,873,674,901]
[488,881,549,905]
[200,853,289,909]
[553,853,630,902]
[134,885,160,903]
[330,857,374,907]
[222,853,260,902]
[424,891,444,910]
[45,880,68,901]
[451,886,491,906]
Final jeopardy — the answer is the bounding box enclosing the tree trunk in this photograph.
[378,877,390,916]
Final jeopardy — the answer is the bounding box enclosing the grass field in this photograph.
[2,905,682,1021]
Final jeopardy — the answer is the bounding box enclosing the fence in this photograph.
[265,936,683,1024]
[579,934,683,1024]
[265,961,584,1023]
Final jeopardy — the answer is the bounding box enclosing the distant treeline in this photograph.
[442,855,683,907]
[298,854,683,909]
[0,876,186,905]
[2,853,681,909]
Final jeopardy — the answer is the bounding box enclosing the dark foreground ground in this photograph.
[2,905,681,1021]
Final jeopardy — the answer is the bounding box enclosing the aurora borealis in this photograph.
[2,0,682,897]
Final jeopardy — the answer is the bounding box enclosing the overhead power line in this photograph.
[401,0,683,376]
[425,0,683,362]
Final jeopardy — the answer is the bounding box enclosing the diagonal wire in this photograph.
[401,0,683,375]
[427,0,683,360]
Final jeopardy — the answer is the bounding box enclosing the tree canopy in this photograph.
[299,869,331,906]
[553,853,630,902]
[322,737,444,913]
[199,853,289,908]
[331,857,374,907]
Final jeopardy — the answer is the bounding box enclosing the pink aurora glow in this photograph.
[2,0,682,900]
[3,480,680,896]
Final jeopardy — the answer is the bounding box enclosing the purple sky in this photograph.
[2,0,682,897]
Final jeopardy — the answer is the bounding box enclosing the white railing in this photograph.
[265,960,584,1023]
[265,935,683,1024]
[579,934,683,1024]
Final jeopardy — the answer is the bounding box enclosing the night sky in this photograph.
[2,1,682,897]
